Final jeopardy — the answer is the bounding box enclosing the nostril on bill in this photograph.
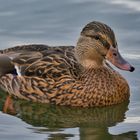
[129,66,135,72]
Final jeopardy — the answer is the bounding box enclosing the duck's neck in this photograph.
[80,59,105,69]
[75,36,104,69]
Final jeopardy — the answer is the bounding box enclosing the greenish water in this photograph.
[0,0,140,140]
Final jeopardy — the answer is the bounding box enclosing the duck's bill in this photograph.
[106,47,135,72]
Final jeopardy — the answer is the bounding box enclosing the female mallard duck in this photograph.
[0,21,135,107]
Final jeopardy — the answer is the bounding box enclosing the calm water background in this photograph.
[0,0,140,140]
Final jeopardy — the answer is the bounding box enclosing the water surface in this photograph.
[0,0,140,140]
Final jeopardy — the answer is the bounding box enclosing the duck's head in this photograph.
[75,21,135,72]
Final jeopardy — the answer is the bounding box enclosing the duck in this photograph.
[0,21,135,107]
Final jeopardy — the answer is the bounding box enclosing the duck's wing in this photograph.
[0,44,82,79]
[24,49,82,80]
[19,45,82,80]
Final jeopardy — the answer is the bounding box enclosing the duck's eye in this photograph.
[94,35,100,40]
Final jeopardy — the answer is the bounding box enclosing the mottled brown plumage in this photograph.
[0,21,134,107]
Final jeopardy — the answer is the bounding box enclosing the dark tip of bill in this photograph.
[129,66,135,72]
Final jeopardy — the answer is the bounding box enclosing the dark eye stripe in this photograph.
[94,35,100,40]
[94,35,110,49]
[85,34,110,49]
[100,39,110,49]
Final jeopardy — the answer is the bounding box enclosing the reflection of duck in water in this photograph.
[0,21,135,107]
[0,93,138,140]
